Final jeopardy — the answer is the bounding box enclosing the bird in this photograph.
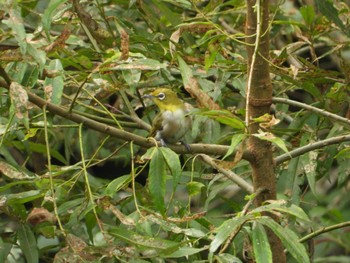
[142,88,192,150]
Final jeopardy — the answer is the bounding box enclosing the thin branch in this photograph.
[275,135,350,165]
[299,221,350,243]
[43,106,65,234]
[199,154,253,193]
[272,97,350,126]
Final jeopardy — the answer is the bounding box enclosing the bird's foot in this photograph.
[180,140,191,152]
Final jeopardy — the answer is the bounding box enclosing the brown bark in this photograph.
[245,0,286,262]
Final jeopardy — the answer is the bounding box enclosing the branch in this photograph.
[0,77,230,156]
[299,221,350,243]
[199,154,253,193]
[272,97,350,127]
[274,135,350,165]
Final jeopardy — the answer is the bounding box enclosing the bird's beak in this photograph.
[142,94,154,99]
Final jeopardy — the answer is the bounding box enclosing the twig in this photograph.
[299,221,350,243]
[272,97,350,127]
[275,134,350,165]
[199,154,253,193]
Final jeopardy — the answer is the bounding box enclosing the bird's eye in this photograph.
[157,92,165,100]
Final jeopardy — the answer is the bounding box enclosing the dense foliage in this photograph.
[0,0,350,262]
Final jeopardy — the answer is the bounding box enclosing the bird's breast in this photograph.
[156,109,191,143]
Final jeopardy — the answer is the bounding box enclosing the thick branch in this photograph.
[0,79,230,156]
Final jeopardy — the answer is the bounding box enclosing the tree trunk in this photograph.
[245,0,286,262]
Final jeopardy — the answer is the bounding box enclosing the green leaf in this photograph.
[259,217,310,263]
[223,133,247,159]
[44,59,64,105]
[198,110,246,130]
[251,222,272,263]
[210,216,250,253]
[253,132,289,153]
[104,174,131,196]
[214,253,243,263]
[205,49,218,71]
[17,224,39,263]
[168,246,207,258]
[178,55,193,86]
[5,190,44,205]
[301,151,318,197]
[159,147,182,189]
[300,5,315,26]
[149,148,166,214]
[315,0,348,34]
[42,0,68,40]
[27,44,46,72]
[108,59,167,71]
[11,141,68,165]
[108,227,179,253]
[0,238,12,263]
[3,4,27,54]
[251,202,310,222]
[122,69,141,85]
[186,181,205,196]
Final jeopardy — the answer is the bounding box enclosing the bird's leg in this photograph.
[159,138,168,147]
[180,140,191,152]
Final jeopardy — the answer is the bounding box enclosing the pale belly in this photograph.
[155,109,191,144]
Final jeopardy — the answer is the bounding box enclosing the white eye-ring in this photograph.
[157,92,165,100]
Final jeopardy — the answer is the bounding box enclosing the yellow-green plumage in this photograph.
[143,88,191,147]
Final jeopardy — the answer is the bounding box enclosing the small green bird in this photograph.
[143,88,192,149]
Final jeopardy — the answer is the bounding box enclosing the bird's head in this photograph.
[143,88,184,111]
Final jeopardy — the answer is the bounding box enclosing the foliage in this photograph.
[0,0,350,262]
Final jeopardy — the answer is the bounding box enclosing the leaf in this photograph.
[251,222,272,263]
[205,49,218,71]
[44,59,64,104]
[12,141,68,165]
[300,5,315,27]
[209,216,249,253]
[108,59,167,71]
[214,253,243,263]
[5,190,44,205]
[159,147,182,189]
[223,133,247,159]
[149,148,166,214]
[0,238,12,263]
[259,217,310,263]
[301,151,318,196]
[122,69,141,85]
[186,181,205,196]
[167,246,207,258]
[27,44,46,72]
[17,224,39,263]
[178,55,193,86]
[9,82,29,129]
[253,131,289,153]
[104,174,131,196]
[3,4,27,54]
[198,110,245,130]
[315,0,348,34]
[251,202,310,222]
[0,161,35,180]
[108,227,179,253]
[42,0,68,40]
